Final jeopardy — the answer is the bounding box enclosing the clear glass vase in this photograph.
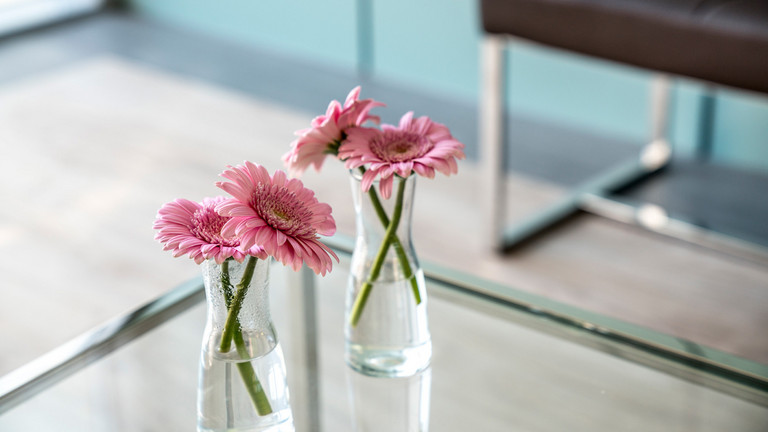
[198,257,294,432]
[345,170,431,378]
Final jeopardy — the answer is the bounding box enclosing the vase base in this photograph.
[345,341,431,378]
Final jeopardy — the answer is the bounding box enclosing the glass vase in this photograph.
[345,170,431,378]
[198,257,294,432]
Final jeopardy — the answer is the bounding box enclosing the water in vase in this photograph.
[198,345,294,432]
[346,270,431,378]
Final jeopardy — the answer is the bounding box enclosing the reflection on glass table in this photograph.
[0,239,766,431]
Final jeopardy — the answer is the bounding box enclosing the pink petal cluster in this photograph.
[339,112,466,198]
[215,161,339,275]
[283,86,384,176]
[154,197,268,264]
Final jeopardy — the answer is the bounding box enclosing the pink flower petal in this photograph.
[284,87,383,176]
[337,111,465,193]
[215,162,338,274]
[379,174,394,199]
[154,196,256,263]
[361,169,379,192]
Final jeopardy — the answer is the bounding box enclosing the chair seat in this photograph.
[481,0,768,94]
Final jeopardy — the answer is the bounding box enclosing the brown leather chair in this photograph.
[479,0,768,260]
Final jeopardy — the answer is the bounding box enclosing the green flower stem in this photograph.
[219,258,273,416]
[359,168,421,305]
[234,328,273,415]
[219,255,257,353]
[221,260,234,306]
[349,177,408,327]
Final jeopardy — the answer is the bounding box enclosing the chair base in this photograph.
[499,157,768,266]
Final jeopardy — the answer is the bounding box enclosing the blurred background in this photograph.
[0,1,766,426]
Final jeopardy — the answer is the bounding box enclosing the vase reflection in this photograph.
[346,367,432,432]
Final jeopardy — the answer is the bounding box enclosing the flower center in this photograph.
[191,204,239,247]
[272,208,290,221]
[370,130,433,163]
[251,184,316,238]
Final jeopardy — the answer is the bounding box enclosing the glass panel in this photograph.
[311,259,768,431]
[0,302,205,430]
[1,260,766,431]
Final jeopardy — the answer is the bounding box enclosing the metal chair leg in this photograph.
[480,35,507,252]
[480,52,767,263]
[497,73,674,250]
[479,28,676,251]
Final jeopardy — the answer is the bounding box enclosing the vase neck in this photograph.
[201,257,277,359]
[349,170,416,245]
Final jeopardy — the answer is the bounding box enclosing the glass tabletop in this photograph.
[0,237,766,431]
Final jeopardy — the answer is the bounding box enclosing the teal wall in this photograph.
[370,0,480,102]
[128,0,768,174]
[128,0,358,70]
[506,45,651,143]
[712,92,768,169]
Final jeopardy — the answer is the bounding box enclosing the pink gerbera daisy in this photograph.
[153,196,268,264]
[339,111,466,199]
[283,86,384,176]
[215,162,339,276]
